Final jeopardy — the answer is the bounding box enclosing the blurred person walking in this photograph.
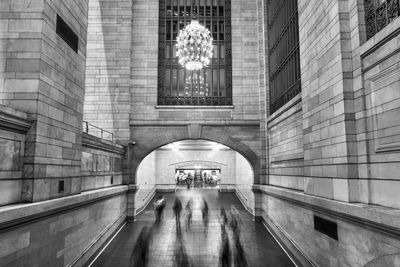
[185,197,193,231]
[129,226,150,267]
[201,197,209,233]
[173,197,183,231]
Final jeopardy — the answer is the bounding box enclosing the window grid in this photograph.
[267,0,301,114]
[364,0,400,40]
[158,0,232,106]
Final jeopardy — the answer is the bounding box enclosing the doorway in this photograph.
[175,168,221,189]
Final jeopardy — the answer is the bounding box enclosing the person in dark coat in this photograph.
[201,197,209,233]
[130,226,150,267]
[173,197,183,231]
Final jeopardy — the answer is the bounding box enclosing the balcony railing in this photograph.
[82,121,114,142]
[365,0,400,39]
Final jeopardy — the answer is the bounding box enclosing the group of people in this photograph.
[130,194,247,267]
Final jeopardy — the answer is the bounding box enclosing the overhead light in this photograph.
[176,20,213,71]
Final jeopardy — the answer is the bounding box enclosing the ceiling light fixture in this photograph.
[176,20,213,71]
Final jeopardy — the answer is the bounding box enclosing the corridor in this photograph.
[91,190,294,267]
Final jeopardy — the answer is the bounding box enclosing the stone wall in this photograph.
[0,186,127,267]
[84,0,132,142]
[134,151,156,214]
[234,152,254,213]
[81,133,124,191]
[257,185,400,267]
[0,105,30,206]
[356,17,400,209]
[1,0,89,202]
[267,95,304,191]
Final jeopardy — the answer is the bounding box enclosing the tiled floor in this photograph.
[92,189,294,267]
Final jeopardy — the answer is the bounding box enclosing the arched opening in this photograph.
[134,139,254,215]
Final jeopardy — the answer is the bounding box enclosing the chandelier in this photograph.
[176,20,213,71]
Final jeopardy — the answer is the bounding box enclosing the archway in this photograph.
[128,124,261,185]
[133,139,255,214]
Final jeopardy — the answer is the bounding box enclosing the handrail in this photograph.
[82,121,114,142]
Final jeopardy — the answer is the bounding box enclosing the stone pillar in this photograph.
[299,0,358,202]
[1,0,89,202]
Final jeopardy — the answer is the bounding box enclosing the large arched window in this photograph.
[158,0,232,106]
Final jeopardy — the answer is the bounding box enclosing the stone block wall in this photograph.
[1,0,89,202]
[258,186,400,267]
[134,151,156,214]
[355,18,400,209]
[267,96,304,191]
[81,133,124,191]
[0,105,30,206]
[299,0,358,202]
[0,186,127,267]
[84,0,132,142]
[234,152,254,213]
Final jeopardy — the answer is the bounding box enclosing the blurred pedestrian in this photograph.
[173,197,183,231]
[229,205,241,237]
[153,195,166,225]
[201,197,209,233]
[174,230,192,267]
[219,226,231,267]
[233,236,248,267]
[220,207,228,233]
[185,197,193,231]
[130,226,150,267]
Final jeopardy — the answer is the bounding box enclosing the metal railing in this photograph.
[82,121,114,142]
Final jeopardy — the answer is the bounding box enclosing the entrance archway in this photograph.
[134,139,255,214]
[128,124,260,185]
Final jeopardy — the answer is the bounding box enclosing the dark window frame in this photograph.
[158,0,232,106]
[56,15,79,53]
[267,0,301,114]
[364,0,400,40]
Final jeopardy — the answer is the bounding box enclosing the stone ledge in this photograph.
[360,16,400,57]
[267,94,302,125]
[0,186,128,230]
[253,185,400,237]
[82,133,125,155]
[130,119,260,126]
[155,105,235,109]
[0,105,31,134]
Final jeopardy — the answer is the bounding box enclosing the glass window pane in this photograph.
[166,44,171,58]
[213,20,218,40]
[173,21,178,39]
[220,69,225,96]
[172,69,178,96]
[166,21,171,40]
[206,69,212,96]
[172,44,176,58]
[179,69,185,96]
[173,0,178,16]
[220,44,225,58]
[213,45,218,59]
[187,0,192,17]
[213,69,218,95]
[165,69,171,96]
[206,0,211,16]
[219,21,224,40]
[212,0,218,16]
[199,0,205,17]
[166,0,172,16]
[219,0,224,16]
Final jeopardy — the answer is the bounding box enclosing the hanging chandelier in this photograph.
[176,20,213,71]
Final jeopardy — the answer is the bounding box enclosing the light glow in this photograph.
[176,20,213,70]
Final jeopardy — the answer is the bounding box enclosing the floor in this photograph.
[92,189,294,267]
